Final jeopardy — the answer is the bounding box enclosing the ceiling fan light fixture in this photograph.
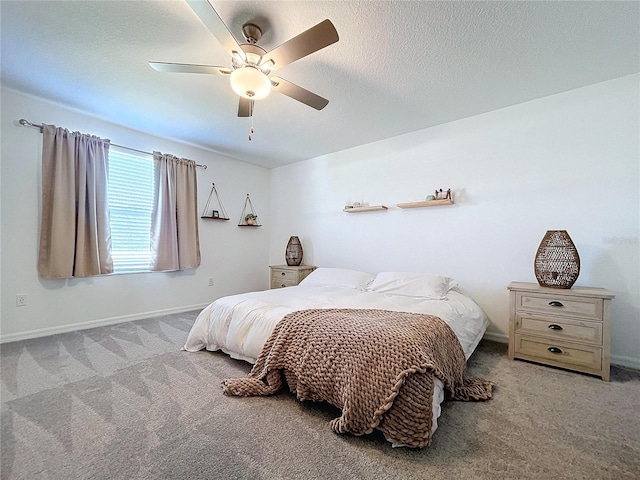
[230,67,271,100]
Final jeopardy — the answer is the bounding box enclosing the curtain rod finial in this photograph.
[19,119,42,130]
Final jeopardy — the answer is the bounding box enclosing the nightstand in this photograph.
[508,282,614,381]
[270,265,316,289]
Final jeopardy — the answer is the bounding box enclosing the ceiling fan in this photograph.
[149,0,339,119]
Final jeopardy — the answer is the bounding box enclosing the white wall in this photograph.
[269,75,640,369]
[0,88,271,341]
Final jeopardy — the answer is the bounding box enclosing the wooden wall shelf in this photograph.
[201,216,230,221]
[343,205,388,213]
[397,199,454,209]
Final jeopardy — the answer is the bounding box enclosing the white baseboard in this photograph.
[610,354,640,371]
[480,331,638,370]
[0,303,209,344]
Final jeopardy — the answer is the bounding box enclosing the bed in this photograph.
[184,268,491,446]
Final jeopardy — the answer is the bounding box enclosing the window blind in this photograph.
[107,148,155,273]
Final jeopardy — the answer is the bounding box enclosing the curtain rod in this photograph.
[19,119,207,169]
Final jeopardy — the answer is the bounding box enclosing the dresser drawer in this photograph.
[515,314,603,346]
[271,268,299,283]
[270,279,297,289]
[516,292,603,321]
[514,335,602,372]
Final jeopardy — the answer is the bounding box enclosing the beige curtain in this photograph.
[150,152,201,271]
[38,125,113,279]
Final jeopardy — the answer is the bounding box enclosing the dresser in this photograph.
[269,265,316,289]
[507,282,614,381]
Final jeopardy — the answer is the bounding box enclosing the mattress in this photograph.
[184,272,489,440]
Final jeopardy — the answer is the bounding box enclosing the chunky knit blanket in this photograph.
[222,308,493,447]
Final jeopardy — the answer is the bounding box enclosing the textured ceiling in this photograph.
[1,1,639,168]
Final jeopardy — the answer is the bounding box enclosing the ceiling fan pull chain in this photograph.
[248,117,255,141]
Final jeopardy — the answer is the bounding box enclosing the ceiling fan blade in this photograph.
[270,77,329,110]
[260,19,338,70]
[238,97,254,117]
[149,62,232,75]
[186,0,245,61]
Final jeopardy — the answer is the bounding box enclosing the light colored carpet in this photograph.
[1,310,639,480]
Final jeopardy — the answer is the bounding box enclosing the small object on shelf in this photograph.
[285,236,303,266]
[435,188,452,200]
[201,183,230,220]
[425,195,436,201]
[239,194,261,226]
[343,205,388,213]
[534,230,580,289]
[344,201,369,209]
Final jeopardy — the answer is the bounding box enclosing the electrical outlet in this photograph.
[16,294,27,307]
[208,277,214,287]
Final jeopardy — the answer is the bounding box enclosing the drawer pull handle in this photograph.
[548,301,564,307]
[548,324,563,331]
[281,284,286,288]
[548,347,563,354]
[281,272,286,276]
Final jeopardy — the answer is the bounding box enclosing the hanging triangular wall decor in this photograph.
[239,193,261,227]
[201,183,230,220]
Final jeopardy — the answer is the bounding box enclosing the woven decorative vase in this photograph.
[534,230,580,289]
[285,236,303,266]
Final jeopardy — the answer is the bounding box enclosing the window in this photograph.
[107,148,155,273]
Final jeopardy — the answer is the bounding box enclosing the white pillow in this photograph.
[299,267,375,290]
[366,271,457,299]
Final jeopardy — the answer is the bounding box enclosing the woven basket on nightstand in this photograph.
[285,236,303,266]
[534,230,580,289]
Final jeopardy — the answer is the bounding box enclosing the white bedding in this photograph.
[184,280,489,439]
[185,284,487,361]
